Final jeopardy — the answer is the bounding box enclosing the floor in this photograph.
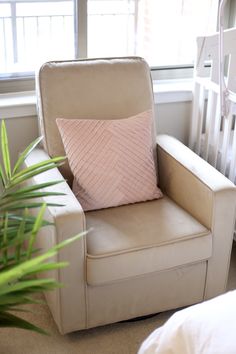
[0,242,235,354]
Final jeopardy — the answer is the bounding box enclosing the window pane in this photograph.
[88,0,136,57]
[0,0,74,76]
[87,0,219,66]
[0,3,11,17]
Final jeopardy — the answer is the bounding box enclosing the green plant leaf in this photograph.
[0,278,60,296]
[27,203,46,259]
[0,311,48,335]
[0,295,41,306]
[2,180,64,199]
[50,231,87,253]
[0,191,66,209]
[0,225,45,243]
[8,162,65,190]
[0,202,64,212]
[0,232,84,288]
[24,261,68,276]
[15,209,27,262]
[0,307,33,313]
[0,249,39,268]
[2,213,9,266]
[12,156,65,181]
[13,136,43,175]
[1,120,11,181]
[0,164,6,188]
[0,214,52,228]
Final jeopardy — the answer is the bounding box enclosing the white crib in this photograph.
[189,27,236,183]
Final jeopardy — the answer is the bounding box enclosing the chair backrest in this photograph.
[36,57,155,184]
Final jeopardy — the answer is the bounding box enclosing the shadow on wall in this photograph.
[3,116,39,166]
[155,101,192,145]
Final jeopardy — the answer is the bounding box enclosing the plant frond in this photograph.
[0,312,48,335]
[1,120,11,181]
[13,136,43,175]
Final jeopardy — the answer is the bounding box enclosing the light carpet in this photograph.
[1,242,236,354]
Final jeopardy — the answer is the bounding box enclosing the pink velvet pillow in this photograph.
[56,110,162,211]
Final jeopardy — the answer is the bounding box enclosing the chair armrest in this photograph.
[23,148,85,233]
[23,148,87,334]
[157,134,236,228]
[157,134,236,298]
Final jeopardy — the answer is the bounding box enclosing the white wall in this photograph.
[5,116,39,165]
[155,101,191,145]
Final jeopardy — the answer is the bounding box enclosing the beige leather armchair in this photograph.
[25,57,236,334]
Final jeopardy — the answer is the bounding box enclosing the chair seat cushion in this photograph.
[86,196,212,286]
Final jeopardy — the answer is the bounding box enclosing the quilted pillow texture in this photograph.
[56,110,162,211]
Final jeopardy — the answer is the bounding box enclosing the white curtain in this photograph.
[136,0,219,66]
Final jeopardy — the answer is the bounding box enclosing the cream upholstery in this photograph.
[25,57,236,334]
[86,197,212,285]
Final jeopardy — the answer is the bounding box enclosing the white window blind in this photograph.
[0,0,219,78]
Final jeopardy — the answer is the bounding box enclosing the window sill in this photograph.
[0,79,193,118]
[153,79,193,104]
[0,91,36,118]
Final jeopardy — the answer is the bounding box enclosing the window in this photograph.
[0,0,74,77]
[0,0,219,79]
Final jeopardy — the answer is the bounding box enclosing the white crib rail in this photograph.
[189,27,236,183]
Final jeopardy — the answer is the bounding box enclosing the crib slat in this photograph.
[189,82,201,151]
[195,85,205,155]
[219,51,236,176]
[229,115,236,182]
[203,90,217,161]
[220,102,233,175]
[210,95,221,168]
[227,54,236,92]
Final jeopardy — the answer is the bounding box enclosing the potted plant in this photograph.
[0,120,81,334]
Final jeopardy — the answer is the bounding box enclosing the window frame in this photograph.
[0,0,230,93]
